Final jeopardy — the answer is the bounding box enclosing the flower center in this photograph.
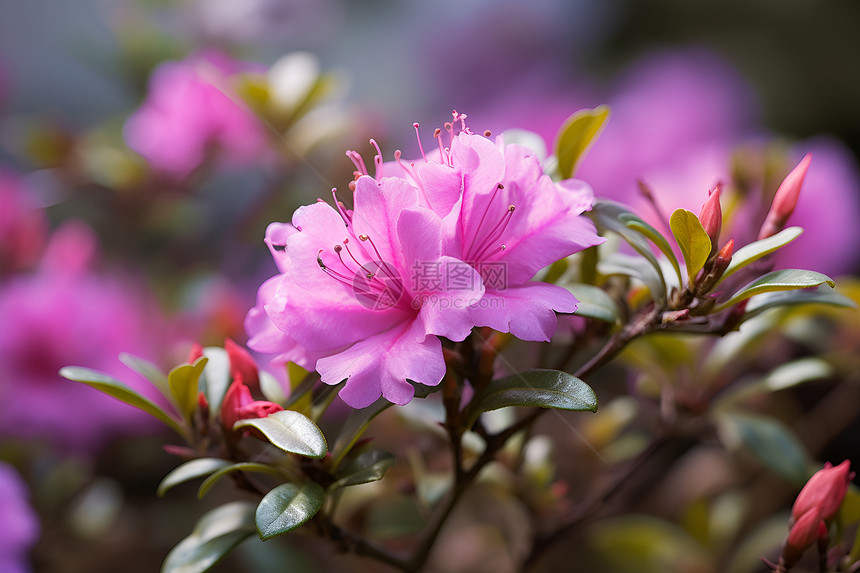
[464,182,516,262]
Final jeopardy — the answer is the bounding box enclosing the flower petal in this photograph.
[469,282,578,342]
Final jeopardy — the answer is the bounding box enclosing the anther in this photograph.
[484,130,492,137]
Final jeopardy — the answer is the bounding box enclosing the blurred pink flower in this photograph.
[0,462,39,573]
[0,169,47,274]
[124,50,268,180]
[0,222,168,451]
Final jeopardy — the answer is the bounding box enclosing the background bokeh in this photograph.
[2,1,860,572]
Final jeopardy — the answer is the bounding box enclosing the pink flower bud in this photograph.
[759,153,812,240]
[792,460,853,522]
[188,342,204,364]
[698,187,722,252]
[225,338,260,394]
[782,507,827,567]
[220,380,253,431]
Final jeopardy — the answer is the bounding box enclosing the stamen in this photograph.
[370,139,384,178]
[358,234,404,290]
[331,188,352,227]
[470,205,515,261]
[433,128,447,164]
[342,237,375,279]
[413,123,428,162]
[484,130,492,138]
[346,150,368,176]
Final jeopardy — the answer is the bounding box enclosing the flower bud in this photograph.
[792,460,853,522]
[782,507,827,568]
[698,187,722,255]
[188,342,204,364]
[220,380,253,432]
[758,153,812,240]
[225,338,260,395]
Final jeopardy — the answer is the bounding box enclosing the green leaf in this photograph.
[741,286,856,322]
[162,501,257,573]
[718,412,808,483]
[60,366,186,438]
[200,347,230,421]
[715,269,836,311]
[470,369,597,428]
[716,227,803,286]
[554,105,610,178]
[157,458,232,497]
[589,201,667,301]
[119,353,173,406]
[233,410,327,458]
[285,362,312,414]
[669,209,711,282]
[620,213,684,287]
[569,283,620,324]
[599,252,666,304]
[198,463,283,499]
[168,357,209,421]
[716,358,834,408]
[332,449,396,489]
[255,482,325,540]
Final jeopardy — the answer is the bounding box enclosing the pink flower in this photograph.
[248,174,482,408]
[248,114,602,407]
[0,222,168,451]
[124,50,268,180]
[792,460,853,523]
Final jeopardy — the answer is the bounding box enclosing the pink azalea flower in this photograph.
[0,222,168,451]
[248,114,602,407]
[124,50,268,180]
[0,462,39,573]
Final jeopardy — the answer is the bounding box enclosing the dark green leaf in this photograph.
[716,227,803,286]
[198,463,283,498]
[718,412,808,483]
[553,106,610,178]
[60,366,186,438]
[669,209,711,282]
[332,449,395,489]
[157,458,232,497]
[168,357,208,420]
[162,501,256,573]
[471,369,597,428]
[716,269,836,311]
[569,283,620,324]
[233,410,327,458]
[255,483,325,540]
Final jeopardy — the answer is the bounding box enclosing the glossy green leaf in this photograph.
[716,226,803,286]
[198,463,282,499]
[471,369,597,428]
[569,283,620,324]
[715,269,836,311]
[554,105,610,178]
[718,412,808,483]
[332,449,396,489]
[620,213,683,286]
[589,201,667,300]
[255,482,325,540]
[669,209,711,282]
[200,347,230,421]
[60,366,186,438]
[157,458,232,497]
[162,501,256,573]
[169,357,209,420]
[741,286,855,322]
[233,410,327,458]
[119,353,173,406]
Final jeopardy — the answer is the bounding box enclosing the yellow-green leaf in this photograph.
[553,105,610,178]
[168,356,208,421]
[669,209,711,282]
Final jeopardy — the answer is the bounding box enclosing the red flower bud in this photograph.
[698,187,722,253]
[782,507,827,567]
[188,342,204,364]
[220,379,254,432]
[758,153,812,240]
[792,460,853,522]
[225,338,260,394]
